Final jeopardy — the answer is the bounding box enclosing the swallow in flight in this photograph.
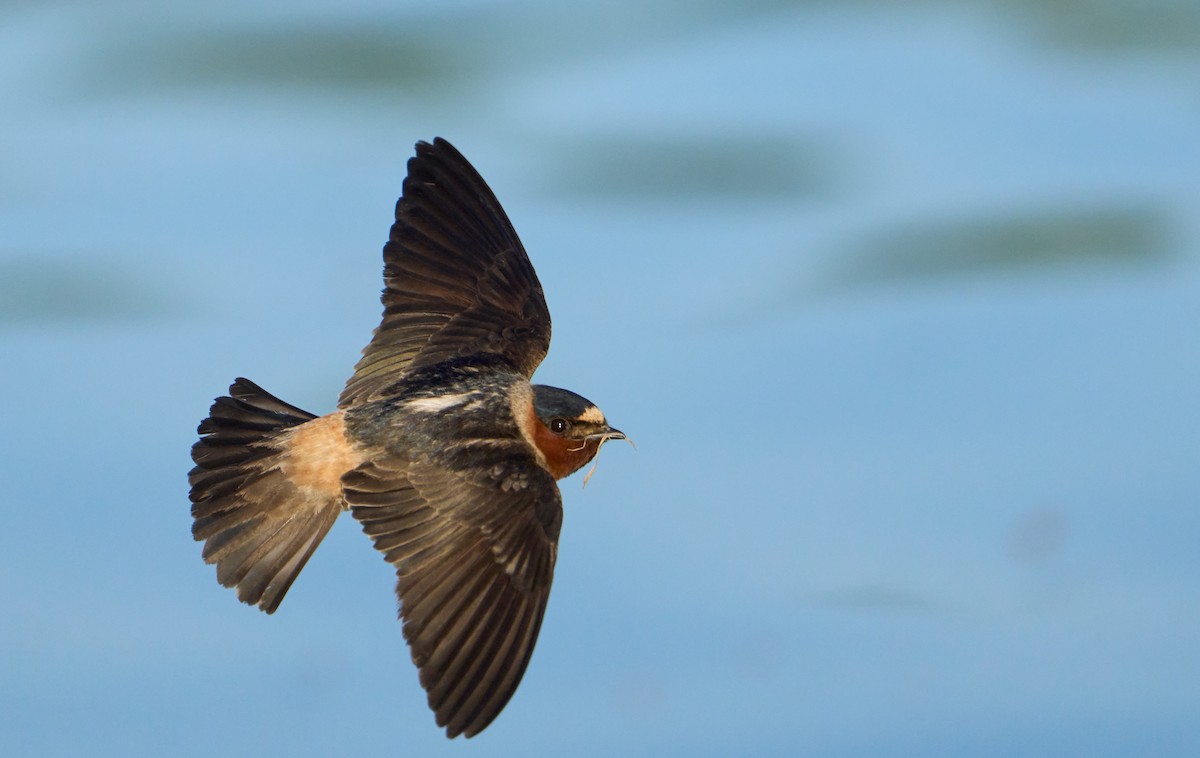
[188,138,626,738]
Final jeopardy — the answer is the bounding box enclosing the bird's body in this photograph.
[188,138,624,738]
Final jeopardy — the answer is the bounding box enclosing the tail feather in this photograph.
[190,378,343,614]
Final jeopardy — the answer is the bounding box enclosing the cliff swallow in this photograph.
[188,138,625,738]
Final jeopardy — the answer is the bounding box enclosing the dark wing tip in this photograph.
[400,137,506,229]
[417,136,465,162]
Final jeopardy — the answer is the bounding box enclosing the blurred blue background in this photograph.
[2,1,1198,755]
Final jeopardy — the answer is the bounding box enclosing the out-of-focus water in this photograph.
[2,1,1198,756]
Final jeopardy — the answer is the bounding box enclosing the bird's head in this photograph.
[529,385,626,481]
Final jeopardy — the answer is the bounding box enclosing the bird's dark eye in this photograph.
[550,418,569,434]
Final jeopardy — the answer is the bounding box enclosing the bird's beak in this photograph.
[588,426,624,442]
[586,427,633,452]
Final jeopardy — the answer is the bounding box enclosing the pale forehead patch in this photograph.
[577,405,605,424]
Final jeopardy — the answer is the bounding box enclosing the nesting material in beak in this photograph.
[581,427,634,489]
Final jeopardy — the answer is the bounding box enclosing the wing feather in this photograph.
[343,451,560,738]
[339,138,551,407]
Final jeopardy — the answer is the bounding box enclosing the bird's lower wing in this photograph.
[342,451,561,738]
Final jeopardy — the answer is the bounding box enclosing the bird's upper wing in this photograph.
[342,444,561,738]
[339,138,551,408]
